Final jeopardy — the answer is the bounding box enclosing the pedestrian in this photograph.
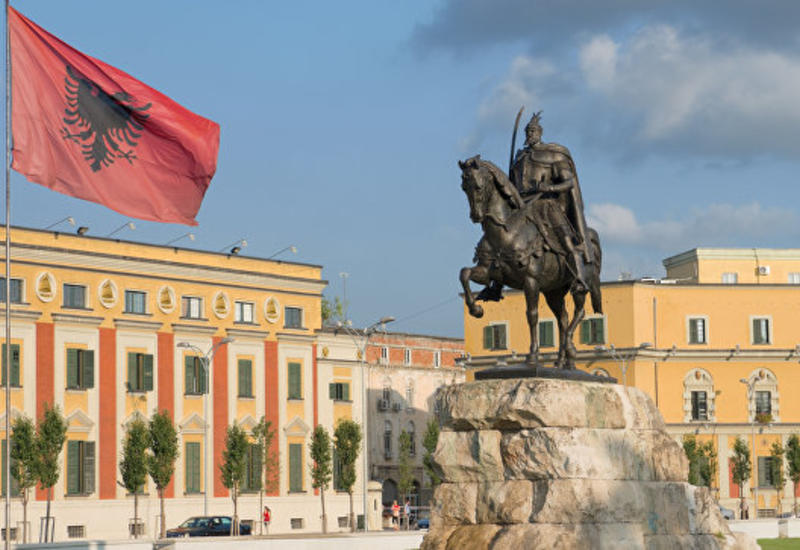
[404,499,411,530]
[263,505,271,534]
[391,500,400,530]
[740,499,749,520]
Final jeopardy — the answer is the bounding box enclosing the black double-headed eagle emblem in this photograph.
[61,65,152,172]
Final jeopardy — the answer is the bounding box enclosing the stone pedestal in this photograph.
[421,378,758,550]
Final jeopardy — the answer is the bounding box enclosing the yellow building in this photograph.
[463,248,800,518]
[0,225,378,541]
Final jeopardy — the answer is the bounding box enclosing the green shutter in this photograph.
[184,356,195,394]
[127,352,137,391]
[329,383,336,399]
[483,326,493,350]
[198,359,207,394]
[289,443,302,492]
[83,350,94,389]
[66,349,79,389]
[496,325,507,349]
[580,321,589,344]
[67,440,80,495]
[1,344,18,386]
[251,444,262,491]
[595,319,604,344]
[143,355,154,391]
[186,442,200,493]
[83,442,95,494]
[238,359,252,397]
[343,383,350,402]
[539,322,554,347]
[288,363,301,399]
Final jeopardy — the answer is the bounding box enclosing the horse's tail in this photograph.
[587,228,603,315]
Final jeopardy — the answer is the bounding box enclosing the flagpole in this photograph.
[4,0,11,548]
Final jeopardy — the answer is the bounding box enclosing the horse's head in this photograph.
[459,155,490,223]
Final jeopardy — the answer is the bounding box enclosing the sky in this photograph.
[4,1,800,338]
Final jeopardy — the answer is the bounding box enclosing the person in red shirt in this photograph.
[263,506,271,534]
[391,500,400,530]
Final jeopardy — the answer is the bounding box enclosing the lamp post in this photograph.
[594,342,652,385]
[177,337,234,516]
[739,378,757,519]
[339,315,395,531]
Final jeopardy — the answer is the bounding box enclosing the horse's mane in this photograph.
[477,158,523,209]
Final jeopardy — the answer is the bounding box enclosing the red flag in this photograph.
[9,7,220,226]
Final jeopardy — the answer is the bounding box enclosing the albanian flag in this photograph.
[9,7,220,226]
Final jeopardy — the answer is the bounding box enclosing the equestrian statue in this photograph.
[459,110,603,370]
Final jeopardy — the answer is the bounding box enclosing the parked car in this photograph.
[718,504,735,521]
[416,508,430,529]
[165,516,252,537]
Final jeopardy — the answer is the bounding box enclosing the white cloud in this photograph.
[579,35,617,90]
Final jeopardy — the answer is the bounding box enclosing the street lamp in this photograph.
[107,221,136,237]
[267,245,297,260]
[177,337,234,516]
[338,315,395,531]
[594,342,652,385]
[739,378,757,519]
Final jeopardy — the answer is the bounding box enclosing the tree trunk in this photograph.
[159,487,165,539]
[133,492,139,538]
[794,481,798,517]
[259,489,264,535]
[22,488,28,543]
[232,484,238,536]
[349,489,355,532]
[320,486,327,533]
[45,486,52,542]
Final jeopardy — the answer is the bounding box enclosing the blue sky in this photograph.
[5,1,800,337]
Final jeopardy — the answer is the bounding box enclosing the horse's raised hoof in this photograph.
[470,305,484,318]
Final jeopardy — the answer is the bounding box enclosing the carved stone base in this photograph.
[474,364,616,384]
[421,378,758,550]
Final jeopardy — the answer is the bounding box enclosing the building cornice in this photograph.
[114,318,164,332]
[225,327,270,341]
[171,323,218,337]
[51,312,104,326]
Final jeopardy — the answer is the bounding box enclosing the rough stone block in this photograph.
[690,486,728,536]
[529,479,644,524]
[434,430,504,482]
[491,523,645,550]
[618,385,666,430]
[476,480,533,524]
[420,526,457,550]
[444,525,501,550]
[433,483,477,526]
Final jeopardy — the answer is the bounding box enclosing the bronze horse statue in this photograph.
[458,155,603,369]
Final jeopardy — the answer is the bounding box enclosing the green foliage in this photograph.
[787,435,800,488]
[732,437,752,488]
[10,415,38,494]
[253,417,278,493]
[120,419,150,495]
[755,412,773,425]
[36,403,67,490]
[333,419,362,494]
[422,419,441,488]
[147,409,178,490]
[770,441,786,493]
[321,296,345,324]
[397,430,415,500]
[309,425,332,490]
[683,435,717,489]
[220,424,249,492]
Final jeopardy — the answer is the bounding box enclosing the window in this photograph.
[407,421,416,456]
[66,440,95,495]
[290,518,304,530]
[284,306,303,329]
[243,443,262,492]
[66,349,94,390]
[181,296,203,319]
[483,323,507,350]
[580,317,605,345]
[289,443,303,492]
[758,456,774,488]
[691,391,708,421]
[235,301,255,323]
[67,525,85,539]
[1,344,20,388]
[789,273,800,284]
[721,272,738,284]
[185,442,201,494]
[63,284,86,308]
[403,348,411,365]
[434,350,441,368]
[288,362,302,399]
[539,320,555,348]
[688,317,707,344]
[752,317,771,344]
[238,359,253,398]
[127,352,153,392]
[329,382,350,401]
[0,278,23,304]
[124,290,147,314]
[379,346,389,365]
[755,391,772,415]
[384,420,393,459]
[184,356,206,395]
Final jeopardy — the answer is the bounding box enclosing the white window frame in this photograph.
[433,350,441,368]
[379,346,389,365]
[235,300,255,323]
[743,369,779,422]
[682,368,716,423]
[485,322,509,351]
[749,315,772,345]
[580,315,607,346]
[181,296,203,319]
[403,348,411,365]
[686,315,709,345]
[721,272,738,284]
[789,272,800,284]
[124,289,148,314]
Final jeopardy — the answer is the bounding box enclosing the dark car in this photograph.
[165,516,251,538]
[718,504,735,521]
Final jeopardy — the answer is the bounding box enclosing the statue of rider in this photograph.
[509,111,592,290]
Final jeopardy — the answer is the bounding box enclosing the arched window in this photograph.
[683,368,715,422]
[743,368,779,422]
[407,420,416,456]
[384,420,393,459]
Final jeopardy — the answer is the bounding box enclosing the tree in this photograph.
[252,416,278,534]
[333,419,362,532]
[732,437,752,519]
[120,418,149,538]
[321,296,345,324]
[147,410,178,539]
[220,423,249,535]
[682,436,717,492]
[397,430,415,529]
[422,418,441,495]
[10,415,37,543]
[770,440,786,516]
[35,403,67,543]
[786,434,800,517]
[309,425,332,533]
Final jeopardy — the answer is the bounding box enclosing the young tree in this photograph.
[422,418,441,495]
[683,436,718,493]
[120,418,149,538]
[35,403,67,543]
[333,419,362,532]
[321,296,345,325]
[309,425,332,533]
[220,423,249,535]
[397,430,415,529]
[10,415,37,543]
[252,416,278,534]
[786,434,800,517]
[770,440,786,516]
[732,437,752,519]
[148,410,178,539]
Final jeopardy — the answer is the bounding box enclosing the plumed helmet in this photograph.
[525,110,543,134]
